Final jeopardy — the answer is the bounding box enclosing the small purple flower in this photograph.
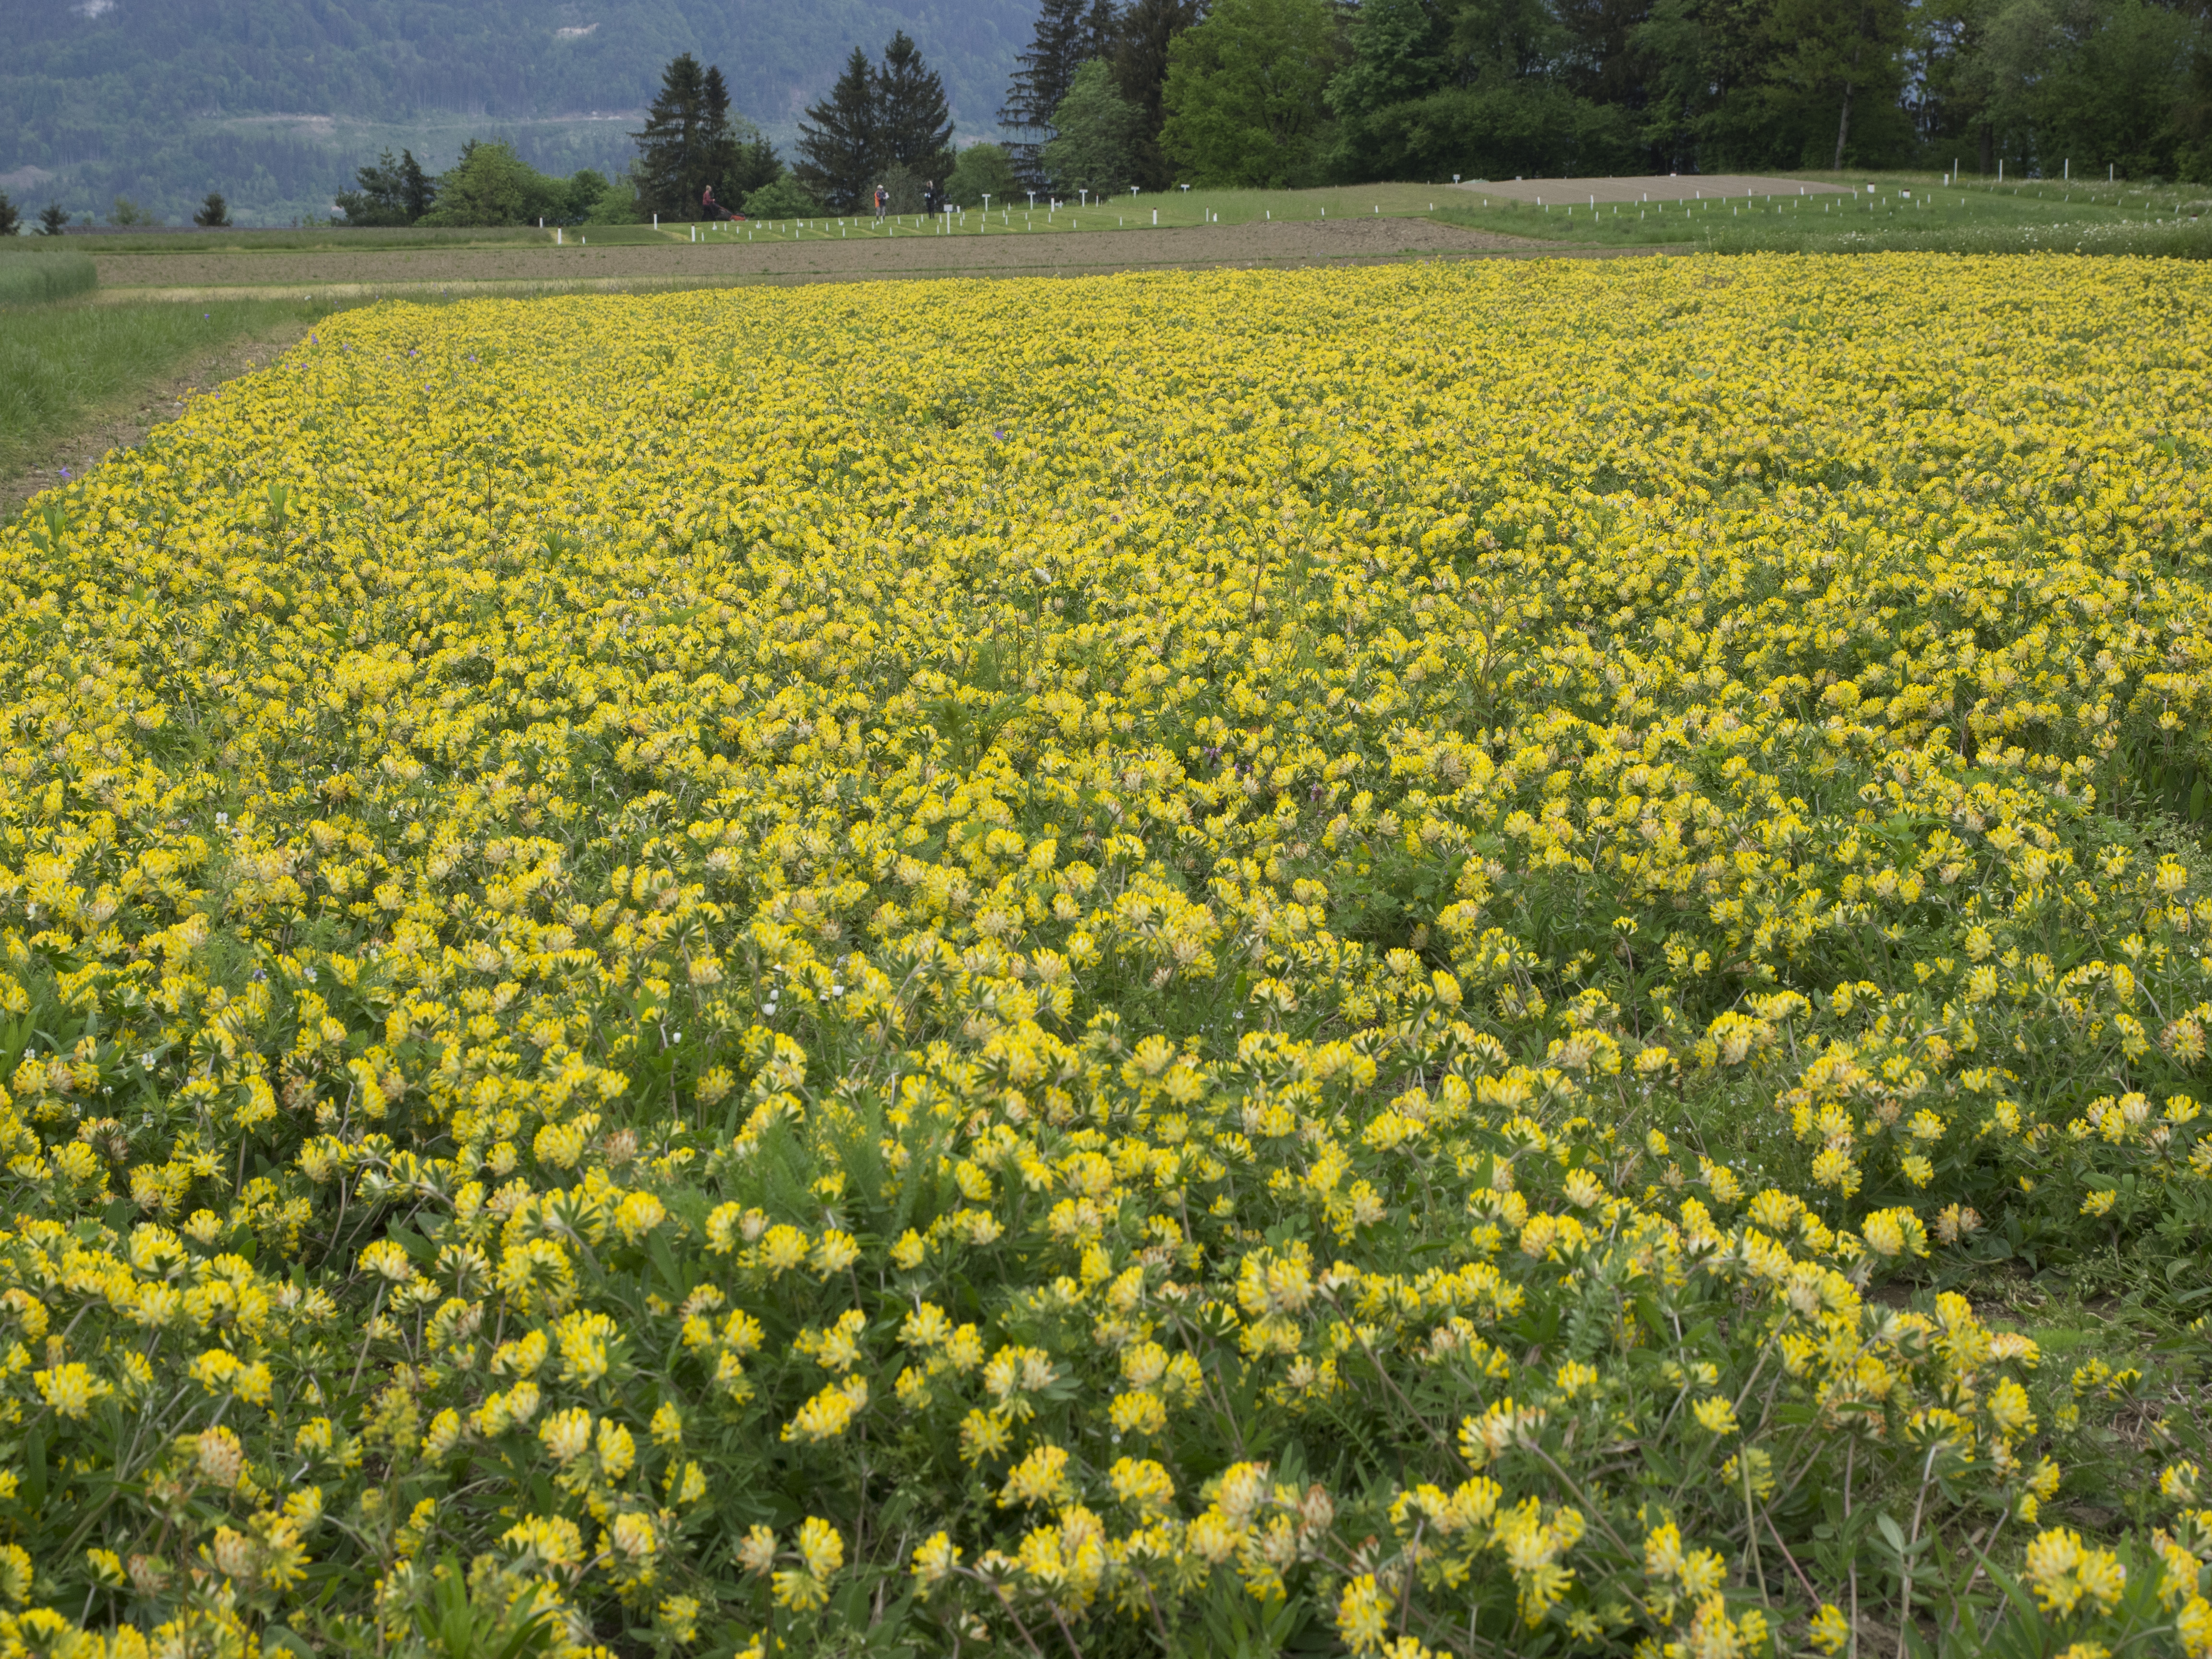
[58,468,70,481]
[993,430,1005,440]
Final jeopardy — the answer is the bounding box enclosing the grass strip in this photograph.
[0,251,97,305]
[0,296,344,485]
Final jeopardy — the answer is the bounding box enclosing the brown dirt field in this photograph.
[0,318,317,517]
[1453,174,1856,204]
[92,216,1654,298]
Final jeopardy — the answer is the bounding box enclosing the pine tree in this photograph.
[193,191,232,228]
[334,149,410,226]
[729,135,783,204]
[795,47,880,213]
[877,31,957,186]
[0,192,19,238]
[399,150,436,222]
[633,53,710,216]
[36,202,69,236]
[1112,0,1204,190]
[1003,0,1122,185]
[698,65,745,203]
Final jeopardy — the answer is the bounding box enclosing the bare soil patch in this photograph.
[1,318,316,516]
[92,216,1647,299]
[1454,174,1856,204]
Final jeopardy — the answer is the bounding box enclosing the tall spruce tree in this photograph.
[632,53,751,216]
[1002,0,1122,184]
[399,150,437,222]
[634,54,706,215]
[795,47,881,212]
[877,31,958,185]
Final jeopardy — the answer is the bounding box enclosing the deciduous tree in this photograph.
[1160,0,1348,187]
[1043,60,1145,193]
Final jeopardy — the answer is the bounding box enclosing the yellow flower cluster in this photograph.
[0,253,2207,1653]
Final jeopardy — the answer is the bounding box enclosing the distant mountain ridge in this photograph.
[3,0,1035,225]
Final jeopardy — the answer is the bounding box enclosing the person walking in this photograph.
[874,183,887,222]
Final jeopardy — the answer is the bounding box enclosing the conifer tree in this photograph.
[795,47,881,212]
[1002,0,1121,184]
[877,31,957,185]
[399,150,437,222]
[635,53,748,216]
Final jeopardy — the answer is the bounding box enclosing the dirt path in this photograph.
[1,318,317,516]
[92,216,1653,298]
[1453,174,1857,204]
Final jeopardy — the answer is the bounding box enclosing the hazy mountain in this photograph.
[2,0,1034,225]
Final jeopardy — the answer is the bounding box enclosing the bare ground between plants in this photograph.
[90,216,1658,296]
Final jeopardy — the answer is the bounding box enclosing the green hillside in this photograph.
[1,0,1032,226]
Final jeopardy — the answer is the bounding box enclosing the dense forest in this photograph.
[1007,0,2212,195]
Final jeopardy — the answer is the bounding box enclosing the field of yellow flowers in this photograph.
[1,253,2210,1659]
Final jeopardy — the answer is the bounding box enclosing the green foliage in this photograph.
[192,191,232,228]
[35,203,67,237]
[1161,0,1347,188]
[795,48,883,215]
[419,140,562,228]
[944,141,1020,207]
[877,30,958,187]
[106,195,150,227]
[739,173,819,220]
[0,194,17,239]
[1001,0,1123,185]
[0,251,96,308]
[1110,0,1207,191]
[334,148,437,227]
[632,54,773,220]
[1043,60,1145,194]
[1923,0,2207,182]
[795,35,957,215]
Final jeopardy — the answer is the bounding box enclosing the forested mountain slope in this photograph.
[3,0,1029,224]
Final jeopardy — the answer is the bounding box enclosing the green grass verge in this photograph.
[1432,173,2212,255]
[0,251,97,305]
[48,225,552,254]
[0,296,346,485]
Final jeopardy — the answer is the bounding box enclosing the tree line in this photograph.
[322,37,980,227]
[258,0,2212,230]
[1011,0,2210,192]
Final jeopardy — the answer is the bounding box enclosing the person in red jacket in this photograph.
[701,184,732,221]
